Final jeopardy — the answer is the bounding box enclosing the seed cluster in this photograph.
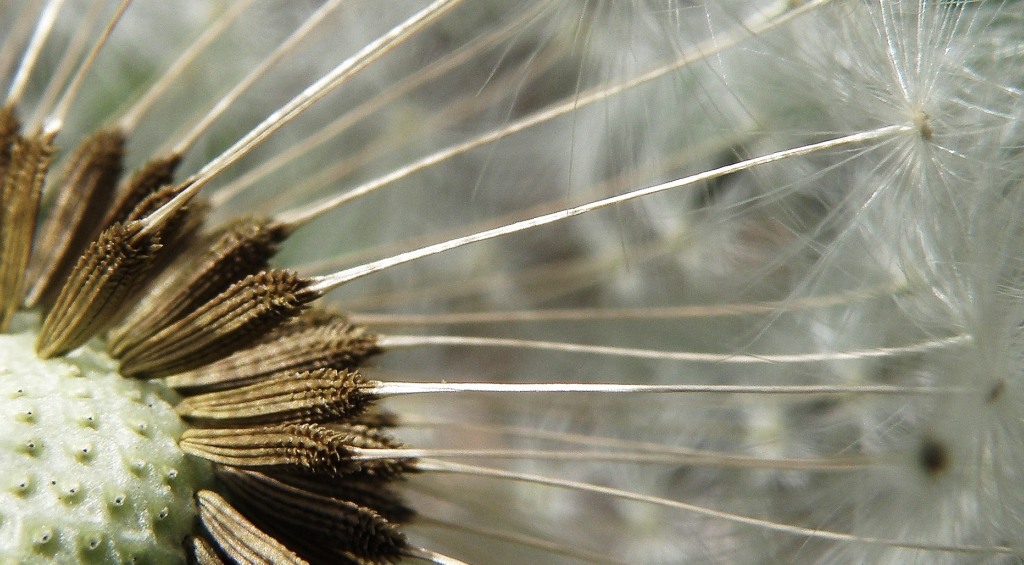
[0,90,416,562]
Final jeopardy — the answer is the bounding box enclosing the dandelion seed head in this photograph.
[1,0,1024,563]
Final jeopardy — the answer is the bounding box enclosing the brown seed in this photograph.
[24,128,125,309]
[195,490,308,565]
[27,153,185,311]
[109,217,291,357]
[121,180,211,282]
[103,153,182,228]
[347,409,400,430]
[0,103,20,178]
[184,535,226,565]
[219,468,408,563]
[179,423,412,479]
[0,130,55,331]
[116,270,320,378]
[166,311,378,393]
[264,472,414,524]
[175,368,376,426]
[36,220,162,357]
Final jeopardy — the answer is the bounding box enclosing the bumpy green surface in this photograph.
[0,327,213,564]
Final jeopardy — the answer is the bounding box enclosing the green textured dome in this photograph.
[0,322,213,564]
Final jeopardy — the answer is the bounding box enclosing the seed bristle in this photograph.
[124,179,210,255]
